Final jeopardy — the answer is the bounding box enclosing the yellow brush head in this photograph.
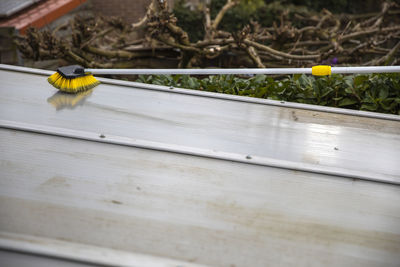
[48,73,100,93]
[47,65,100,93]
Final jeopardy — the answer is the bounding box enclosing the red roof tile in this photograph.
[0,0,87,34]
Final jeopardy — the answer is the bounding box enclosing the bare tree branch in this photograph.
[212,0,238,31]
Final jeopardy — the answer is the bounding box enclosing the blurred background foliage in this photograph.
[139,0,400,115]
[174,0,389,42]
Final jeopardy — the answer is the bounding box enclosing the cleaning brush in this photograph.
[48,65,400,93]
[47,65,100,93]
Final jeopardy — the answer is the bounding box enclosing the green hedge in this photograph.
[136,73,400,115]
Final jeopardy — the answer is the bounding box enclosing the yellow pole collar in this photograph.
[312,65,331,76]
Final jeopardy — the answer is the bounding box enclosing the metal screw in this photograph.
[246,155,252,159]
[99,134,106,138]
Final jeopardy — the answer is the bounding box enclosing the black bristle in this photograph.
[57,65,87,78]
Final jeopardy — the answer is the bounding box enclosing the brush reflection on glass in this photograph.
[47,89,93,110]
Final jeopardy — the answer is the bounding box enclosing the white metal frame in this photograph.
[1,119,398,185]
[0,232,208,267]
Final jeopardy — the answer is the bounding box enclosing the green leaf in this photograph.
[321,88,334,98]
[354,75,368,87]
[361,104,378,111]
[252,74,266,84]
[293,74,301,81]
[379,87,389,100]
[339,98,358,107]
[344,76,353,87]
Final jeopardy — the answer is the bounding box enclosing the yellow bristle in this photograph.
[47,72,63,89]
[47,72,100,93]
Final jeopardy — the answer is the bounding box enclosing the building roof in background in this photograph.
[0,0,43,18]
[0,0,86,34]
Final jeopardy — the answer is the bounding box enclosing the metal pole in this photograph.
[86,66,400,75]
[86,68,312,75]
